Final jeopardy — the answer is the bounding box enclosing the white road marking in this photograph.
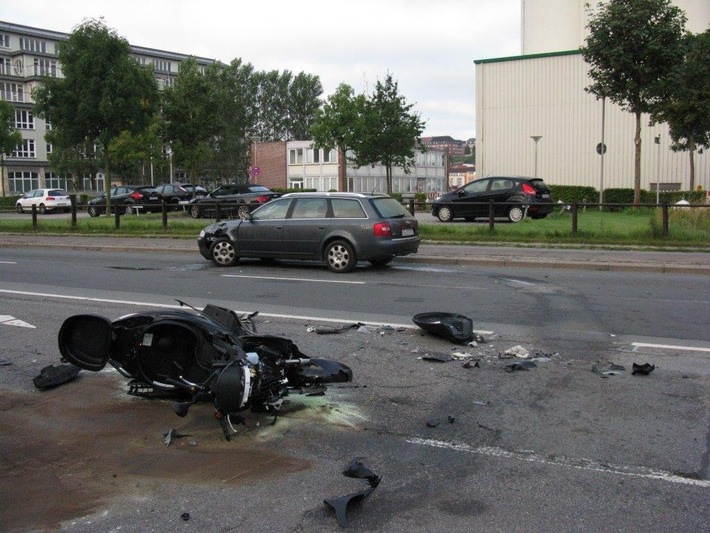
[407,437,710,488]
[0,261,17,264]
[221,274,365,285]
[0,315,36,328]
[632,342,710,353]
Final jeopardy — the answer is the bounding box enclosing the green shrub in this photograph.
[548,185,597,204]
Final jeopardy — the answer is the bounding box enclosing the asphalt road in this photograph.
[1,243,709,532]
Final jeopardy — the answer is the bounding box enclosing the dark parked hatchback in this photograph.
[189,184,281,219]
[198,192,419,273]
[87,185,163,216]
[431,176,553,222]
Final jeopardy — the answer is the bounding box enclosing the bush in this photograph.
[548,185,598,205]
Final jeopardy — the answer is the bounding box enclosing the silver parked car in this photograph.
[197,192,420,273]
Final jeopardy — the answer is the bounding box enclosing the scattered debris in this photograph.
[310,323,365,335]
[181,512,190,521]
[632,363,656,376]
[420,353,454,363]
[500,345,530,359]
[472,400,490,406]
[504,361,537,373]
[324,458,381,528]
[447,415,455,424]
[469,333,487,345]
[592,363,625,378]
[426,419,440,428]
[462,359,480,369]
[33,364,81,390]
[0,359,12,366]
[163,428,193,446]
[412,312,473,344]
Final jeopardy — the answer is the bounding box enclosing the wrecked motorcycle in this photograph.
[57,301,353,439]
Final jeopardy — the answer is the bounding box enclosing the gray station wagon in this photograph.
[197,192,420,273]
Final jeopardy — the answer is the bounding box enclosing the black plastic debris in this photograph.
[181,512,190,521]
[592,363,625,377]
[421,353,454,363]
[632,363,655,376]
[324,458,381,528]
[504,361,537,373]
[0,359,12,366]
[314,323,365,335]
[462,359,480,369]
[33,364,80,390]
[412,312,473,344]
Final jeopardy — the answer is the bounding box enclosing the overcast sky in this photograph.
[0,0,522,141]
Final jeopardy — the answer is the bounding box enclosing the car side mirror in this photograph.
[457,190,466,197]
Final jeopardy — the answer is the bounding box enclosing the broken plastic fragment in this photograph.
[592,363,626,377]
[632,363,655,376]
[426,418,440,428]
[412,312,474,344]
[420,353,454,363]
[324,459,381,528]
[315,323,364,335]
[501,345,530,359]
[504,361,537,373]
[33,364,80,390]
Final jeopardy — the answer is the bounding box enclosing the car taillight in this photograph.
[255,195,270,203]
[373,222,392,237]
[46,197,55,201]
[129,192,143,200]
[522,183,536,195]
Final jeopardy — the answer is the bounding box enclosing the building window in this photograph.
[34,58,57,77]
[46,143,52,154]
[46,172,69,190]
[153,59,171,73]
[0,57,9,75]
[13,139,35,158]
[15,110,34,129]
[0,34,9,48]
[8,171,38,193]
[289,148,304,165]
[323,149,335,163]
[1,82,24,102]
[19,37,47,54]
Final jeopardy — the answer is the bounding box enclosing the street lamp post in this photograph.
[655,135,661,204]
[530,136,542,179]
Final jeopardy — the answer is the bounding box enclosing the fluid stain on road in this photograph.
[0,373,311,531]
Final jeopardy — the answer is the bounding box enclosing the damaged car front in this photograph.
[198,221,235,261]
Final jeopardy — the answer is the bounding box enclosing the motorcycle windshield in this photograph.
[58,314,113,371]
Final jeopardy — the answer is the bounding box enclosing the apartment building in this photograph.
[0,20,214,196]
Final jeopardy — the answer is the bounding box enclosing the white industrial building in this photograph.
[476,0,710,195]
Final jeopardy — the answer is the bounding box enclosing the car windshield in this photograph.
[251,198,293,220]
[247,186,271,193]
[371,197,411,218]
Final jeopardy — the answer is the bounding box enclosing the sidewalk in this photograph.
[1,233,708,275]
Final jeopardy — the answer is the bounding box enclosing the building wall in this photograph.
[0,20,214,195]
[476,51,710,192]
[251,141,286,190]
[522,0,710,54]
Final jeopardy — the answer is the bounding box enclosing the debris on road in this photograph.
[504,360,537,373]
[324,458,381,528]
[500,345,530,359]
[592,363,626,378]
[632,362,656,376]
[308,323,365,335]
[33,363,80,390]
[412,312,474,344]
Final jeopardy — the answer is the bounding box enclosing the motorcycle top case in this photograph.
[58,314,113,371]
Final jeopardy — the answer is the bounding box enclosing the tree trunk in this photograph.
[103,153,112,216]
[634,111,641,205]
[688,136,696,191]
[337,146,346,192]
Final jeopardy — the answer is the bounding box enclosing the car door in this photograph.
[486,178,516,216]
[19,190,37,208]
[453,179,490,217]
[281,197,331,258]
[236,197,293,256]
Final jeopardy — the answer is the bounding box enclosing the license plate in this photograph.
[402,228,414,237]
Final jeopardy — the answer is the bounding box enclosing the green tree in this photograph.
[208,59,258,184]
[287,72,323,140]
[582,0,686,204]
[0,99,22,197]
[310,83,366,191]
[351,74,426,194]
[252,70,292,141]
[162,57,215,188]
[33,18,159,210]
[651,29,710,190]
[108,115,166,184]
[45,131,102,192]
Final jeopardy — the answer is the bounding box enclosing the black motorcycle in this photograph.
[57,301,353,439]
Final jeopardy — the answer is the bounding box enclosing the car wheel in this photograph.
[16,204,23,214]
[437,206,454,222]
[209,238,239,267]
[87,205,100,217]
[369,256,394,267]
[325,240,357,273]
[39,204,47,214]
[237,204,250,219]
[508,206,525,223]
[190,205,202,219]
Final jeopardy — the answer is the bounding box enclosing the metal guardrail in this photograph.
[403,198,710,238]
